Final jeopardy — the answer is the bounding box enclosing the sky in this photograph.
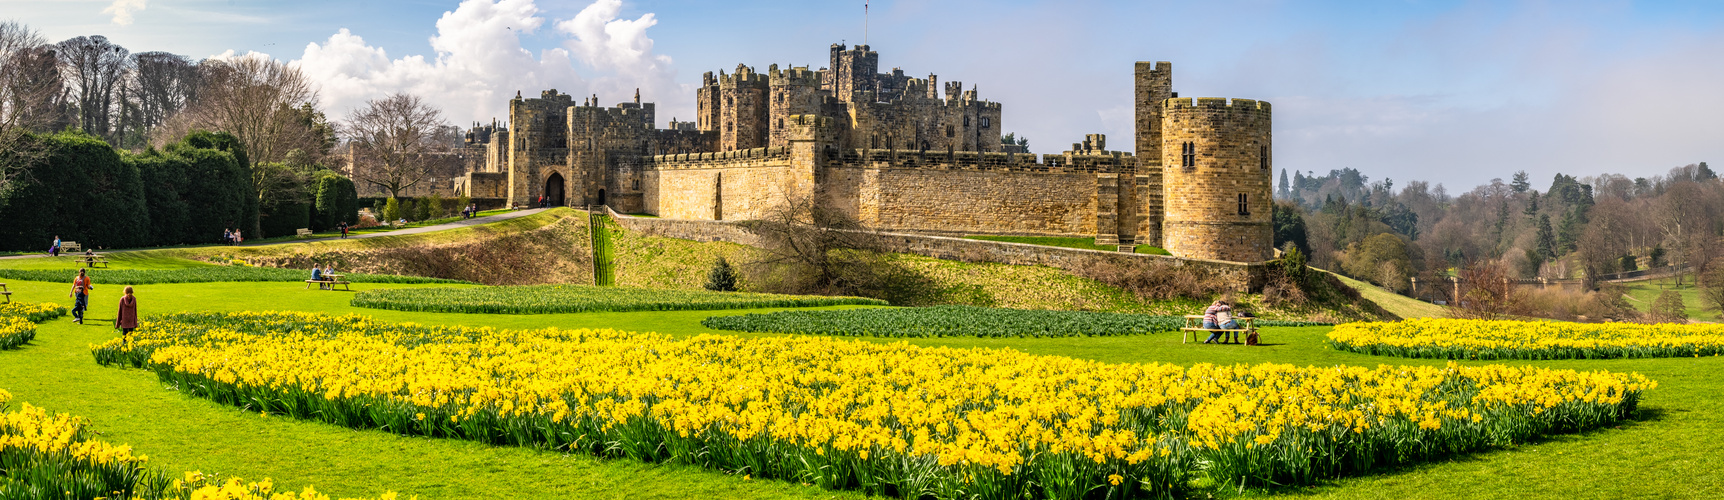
[5,0,1723,191]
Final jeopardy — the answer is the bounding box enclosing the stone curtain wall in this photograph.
[1160,97,1274,262]
[604,207,1267,291]
[840,167,1098,237]
[642,149,794,220]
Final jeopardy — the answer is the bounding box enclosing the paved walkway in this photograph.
[0,208,552,259]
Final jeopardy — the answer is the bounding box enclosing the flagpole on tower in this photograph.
[865,0,869,46]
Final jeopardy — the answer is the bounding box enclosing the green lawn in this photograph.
[0,262,1720,498]
[1323,269,1450,319]
[1624,274,1719,321]
[962,235,1172,255]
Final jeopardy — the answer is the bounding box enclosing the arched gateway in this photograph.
[544,173,565,206]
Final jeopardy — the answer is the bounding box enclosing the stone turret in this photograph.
[1160,97,1273,262]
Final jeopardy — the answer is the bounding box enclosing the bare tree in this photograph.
[56,35,130,142]
[127,51,198,132]
[0,20,59,200]
[343,93,456,199]
[1451,261,1526,320]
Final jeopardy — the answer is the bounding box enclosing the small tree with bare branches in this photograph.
[343,93,457,199]
[1451,261,1527,320]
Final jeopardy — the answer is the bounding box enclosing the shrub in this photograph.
[704,257,738,291]
[382,197,402,223]
[1651,290,1687,323]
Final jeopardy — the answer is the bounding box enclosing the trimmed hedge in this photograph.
[350,284,887,314]
[0,267,465,285]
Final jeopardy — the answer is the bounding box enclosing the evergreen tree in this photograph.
[1272,203,1308,253]
[1523,191,1540,218]
[1699,162,1717,181]
[1511,170,1531,193]
[1535,214,1557,261]
[704,257,739,292]
[1277,169,1290,199]
[1556,209,1582,255]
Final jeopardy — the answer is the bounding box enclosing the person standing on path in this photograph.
[339,221,349,239]
[49,236,61,256]
[115,286,137,344]
[69,268,93,324]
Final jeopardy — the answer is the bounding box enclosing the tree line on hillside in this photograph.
[0,21,465,247]
[1275,163,1724,321]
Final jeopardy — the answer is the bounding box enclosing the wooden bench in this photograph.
[296,228,314,237]
[0,283,10,303]
[1180,315,1258,344]
[61,242,82,253]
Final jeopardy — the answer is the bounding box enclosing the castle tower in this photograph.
[1134,61,1173,246]
[696,71,720,132]
[827,43,878,102]
[505,89,574,207]
[1159,97,1274,262]
[719,64,770,151]
[769,64,824,149]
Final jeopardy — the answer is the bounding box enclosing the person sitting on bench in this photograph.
[1202,300,1238,344]
[310,262,324,282]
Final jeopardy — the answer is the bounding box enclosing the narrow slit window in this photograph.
[1260,145,1268,170]
[1238,193,1251,215]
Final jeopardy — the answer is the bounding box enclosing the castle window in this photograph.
[1181,142,1196,167]
[1260,145,1268,170]
[725,121,732,131]
[980,117,990,129]
[963,116,970,127]
[725,96,733,107]
[633,178,641,190]
[1237,193,1251,216]
[777,119,783,129]
[946,124,954,138]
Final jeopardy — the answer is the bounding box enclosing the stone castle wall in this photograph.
[641,148,794,220]
[1160,97,1274,262]
[604,207,1267,291]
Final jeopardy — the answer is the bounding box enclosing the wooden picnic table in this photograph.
[304,274,351,291]
[74,253,109,268]
[1180,315,1258,344]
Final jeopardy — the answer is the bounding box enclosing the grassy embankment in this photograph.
[1622,274,1719,321]
[0,265,1717,498]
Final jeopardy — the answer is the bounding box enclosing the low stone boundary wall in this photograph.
[605,208,1270,291]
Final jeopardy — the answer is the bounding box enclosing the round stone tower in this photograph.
[1159,97,1273,262]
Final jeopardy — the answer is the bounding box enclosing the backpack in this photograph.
[1246,330,1260,346]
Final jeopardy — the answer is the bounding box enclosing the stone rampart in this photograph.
[604,208,1268,291]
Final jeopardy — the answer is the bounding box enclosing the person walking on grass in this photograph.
[115,286,137,345]
[69,268,93,324]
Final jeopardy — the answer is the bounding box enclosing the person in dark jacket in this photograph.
[115,286,138,343]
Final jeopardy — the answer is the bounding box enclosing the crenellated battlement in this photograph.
[719,64,769,88]
[1164,97,1271,113]
[769,65,820,87]
[647,146,791,169]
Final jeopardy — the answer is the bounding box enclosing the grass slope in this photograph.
[1623,274,1718,321]
[0,278,1719,498]
[1323,269,1449,319]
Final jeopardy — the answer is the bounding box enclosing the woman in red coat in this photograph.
[116,286,138,343]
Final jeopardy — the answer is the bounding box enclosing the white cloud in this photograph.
[103,0,147,26]
[292,0,683,130]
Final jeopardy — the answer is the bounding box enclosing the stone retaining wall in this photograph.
[605,208,1270,291]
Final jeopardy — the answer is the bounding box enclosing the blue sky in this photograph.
[6,0,1723,191]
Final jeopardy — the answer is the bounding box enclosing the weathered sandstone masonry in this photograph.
[456,44,1273,264]
[605,206,1268,291]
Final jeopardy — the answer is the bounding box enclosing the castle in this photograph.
[455,44,1273,263]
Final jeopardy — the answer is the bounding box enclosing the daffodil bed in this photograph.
[347,284,887,314]
[93,311,1653,499]
[0,388,402,500]
[1327,318,1724,360]
[1,302,66,350]
[0,301,70,323]
[701,305,1331,338]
